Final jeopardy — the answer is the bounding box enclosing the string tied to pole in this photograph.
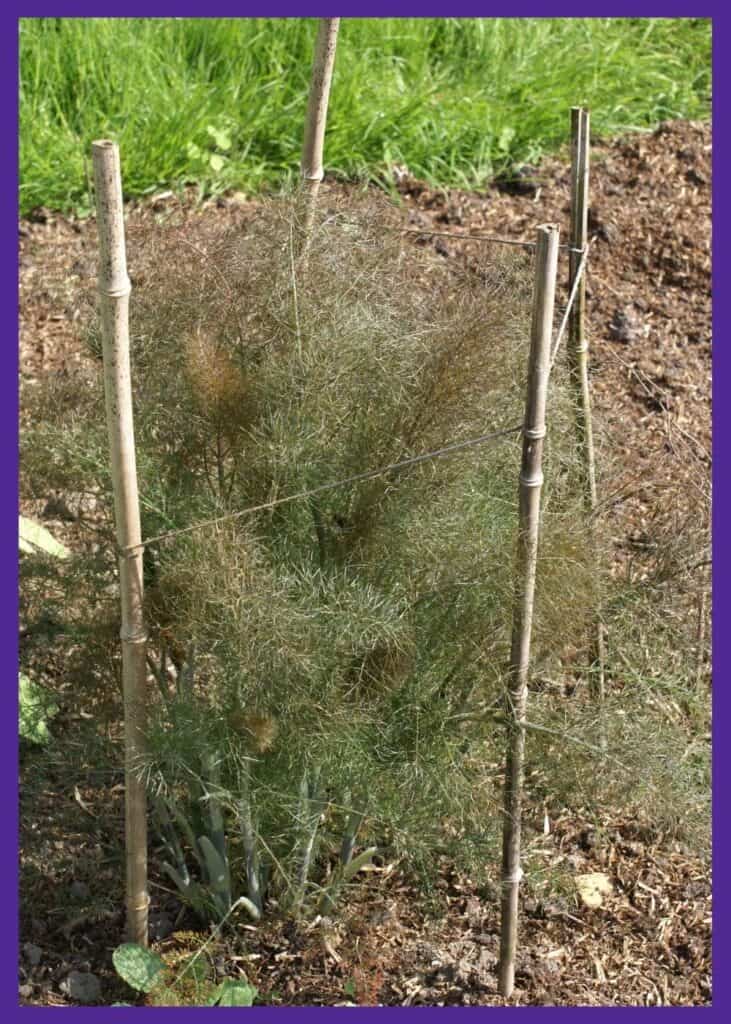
[118,421,525,557]
[549,236,596,369]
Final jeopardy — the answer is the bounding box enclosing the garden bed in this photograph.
[19,118,711,1007]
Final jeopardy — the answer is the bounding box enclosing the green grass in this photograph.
[20,17,710,215]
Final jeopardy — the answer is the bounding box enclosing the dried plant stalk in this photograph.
[92,140,149,945]
[498,223,560,999]
[298,17,340,249]
[568,107,606,711]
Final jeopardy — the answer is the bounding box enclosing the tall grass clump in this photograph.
[21,190,608,919]
[19,17,711,214]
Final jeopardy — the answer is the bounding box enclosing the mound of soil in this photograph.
[18,119,711,1006]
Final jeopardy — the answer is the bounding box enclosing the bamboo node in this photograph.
[128,894,151,912]
[523,426,546,440]
[120,629,148,645]
[99,280,132,299]
[117,541,143,558]
[519,471,544,488]
[501,869,524,886]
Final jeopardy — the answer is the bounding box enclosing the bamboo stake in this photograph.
[498,223,560,999]
[92,140,149,946]
[695,564,710,692]
[695,586,706,690]
[568,107,607,714]
[298,17,340,250]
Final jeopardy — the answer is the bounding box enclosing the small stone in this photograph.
[434,237,450,258]
[42,494,76,522]
[19,984,33,999]
[495,165,539,198]
[685,167,707,187]
[61,971,102,1005]
[23,943,42,967]
[70,880,91,902]
[588,207,616,243]
[28,206,51,224]
[149,911,174,941]
[609,308,640,344]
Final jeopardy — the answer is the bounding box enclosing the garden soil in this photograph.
[19,119,711,1006]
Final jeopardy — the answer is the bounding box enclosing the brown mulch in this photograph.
[393,119,711,549]
[226,816,710,1007]
[19,119,711,1006]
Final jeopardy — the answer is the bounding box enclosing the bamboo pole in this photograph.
[92,140,149,946]
[498,223,560,999]
[568,107,607,718]
[298,17,340,250]
[695,565,710,692]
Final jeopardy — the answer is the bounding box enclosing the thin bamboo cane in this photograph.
[297,17,340,250]
[695,587,706,689]
[92,140,149,946]
[568,107,607,718]
[695,567,710,691]
[498,223,560,999]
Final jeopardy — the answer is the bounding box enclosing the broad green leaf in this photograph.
[19,516,69,559]
[209,153,225,173]
[179,954,209,986]
[213,979,258,1006]
[113,944,167,994]
[342,846,378,882]
[161,860,193,895]
[206,982,224,1006]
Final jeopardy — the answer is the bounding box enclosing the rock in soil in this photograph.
[60,970,102,1005]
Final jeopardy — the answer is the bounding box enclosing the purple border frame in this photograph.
[7,3,719,1018]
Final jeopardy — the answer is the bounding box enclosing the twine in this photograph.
[120,422,524,556]
[400,226,584,254]
[549,237,596,368]
[128,894,151,912]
